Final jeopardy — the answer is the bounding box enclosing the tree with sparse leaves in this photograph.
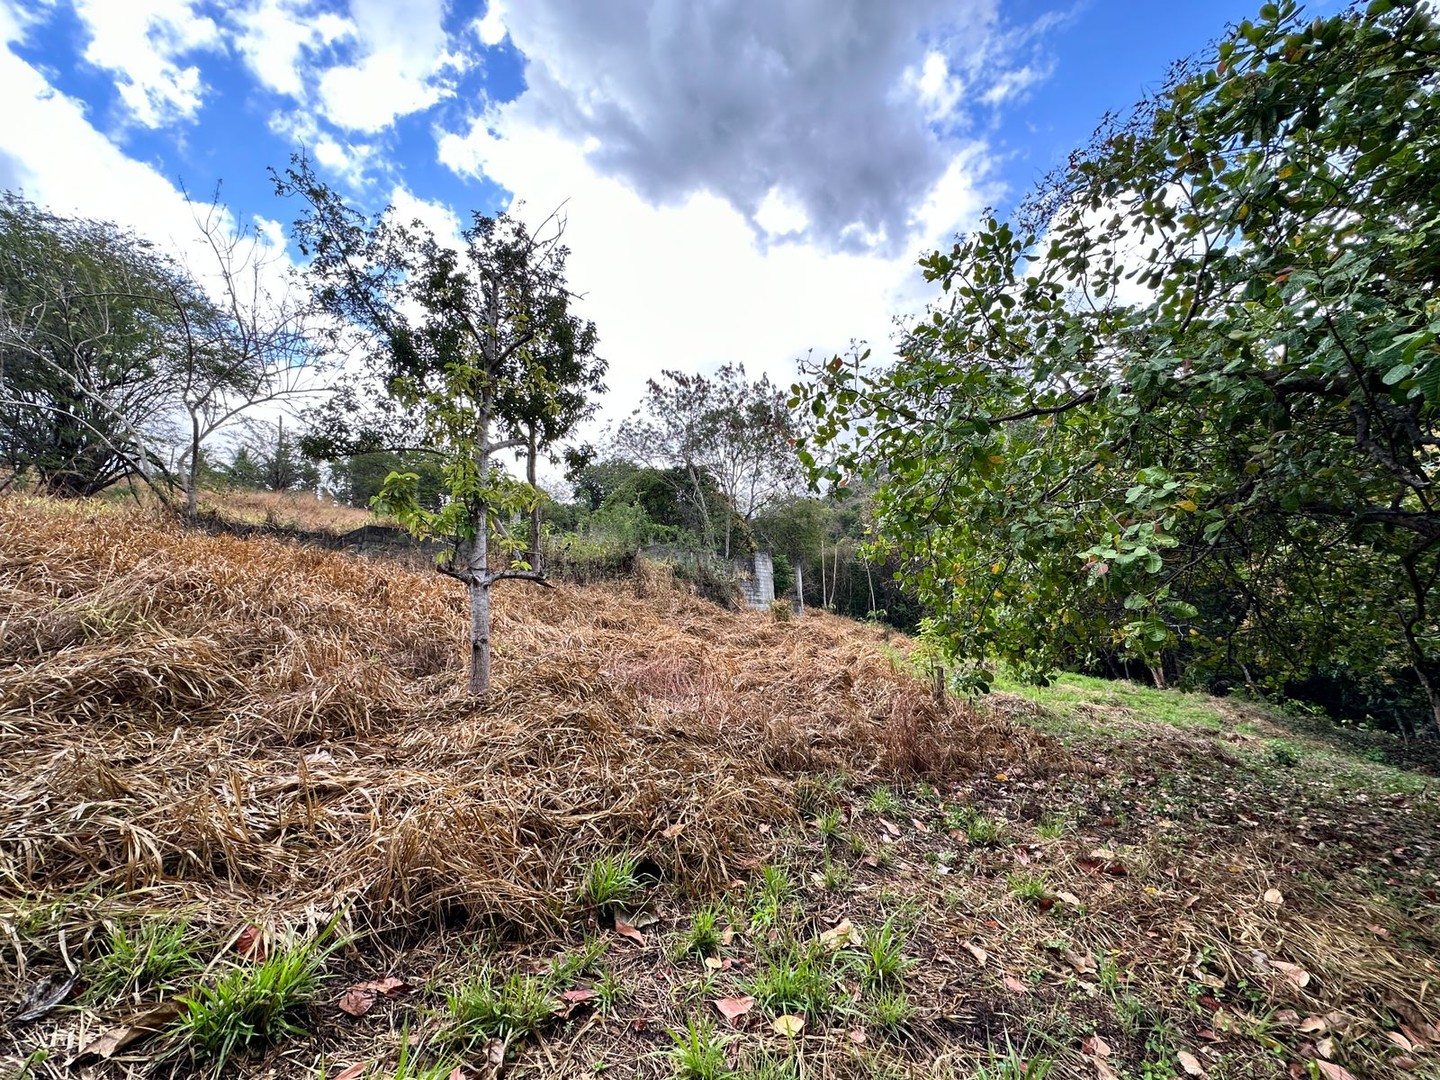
[620,363,802,558]
[276,157,603,695]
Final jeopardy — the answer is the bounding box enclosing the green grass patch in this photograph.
[170,934,329,1074]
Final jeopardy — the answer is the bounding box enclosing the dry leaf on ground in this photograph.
[713,996,755,1023]
[773,1014,805,1036]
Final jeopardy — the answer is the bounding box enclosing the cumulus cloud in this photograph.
[460,0,1052,253]
[230,0,351,100]
[71,0,222,127]
[314,0,466,133]
[437,110,994,414]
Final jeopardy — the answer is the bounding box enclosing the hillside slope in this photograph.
[1,497,1437,1080]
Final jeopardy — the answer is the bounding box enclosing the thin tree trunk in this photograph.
[468,414,494,696]
[185,412,200,520]
[794,558,804,613]
[865,560,876,617]
[819,543,827,608]
[526,423,542,572]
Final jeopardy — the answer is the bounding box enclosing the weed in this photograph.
[865,986,914,1032]
[966,814,1005,847]
[668,1015,733,1080]
[819,857,851,893]
[747,939,840,1019]
[866,787,902,815]
[1268,741,1302,768]
[85,917,201,1002]
[852,919,909,988]
[1116,993,1149,1036]
[170,935,329,1074]
[973,1039,1056,1079]
[1097,952,1124,997]
[871,845,896,870]
[1008,872,1049,904]
[848,833,868,858]
[750,865,793,930]
[1036,813,1069,840]
[680,904,724,959]
[814,807,845,844]
[595,967,627,1013]
[550,933,608,984]
[580,852,642,910]
[444,968,556,1045]
[392,1026,460,1080]
[741,1049,799,1080]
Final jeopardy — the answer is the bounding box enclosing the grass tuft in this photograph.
[668,1015,733,1080]
[169,935,328,1074]
[85,917,202,1003]
[443,967,557,1045]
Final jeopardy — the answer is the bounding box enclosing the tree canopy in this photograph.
[797,0,1440,732]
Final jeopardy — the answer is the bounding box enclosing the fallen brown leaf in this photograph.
[235,924,267,961]
[614,915,647,946]
[1177,1049,1207,1076]
[331,1066,367,1080]
[713,996,755,1023]
[70,1001,186,1065]
[1270,960,1311,988]
[1315,1063,1358,1080]
[1263,888,1284,906]
[963,942,988,967]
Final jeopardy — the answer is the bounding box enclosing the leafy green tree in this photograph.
[0,193,199,495]
[797,0,1440,730]
[275,157,603,695]
[331,450,447,512]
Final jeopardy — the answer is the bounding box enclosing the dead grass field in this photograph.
[1,496,1437,1080]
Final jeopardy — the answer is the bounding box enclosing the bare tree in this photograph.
[168,194,324,518]
[619,363,803,557]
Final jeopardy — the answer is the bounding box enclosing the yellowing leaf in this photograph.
[772,1014,805,1037]
[1177,498,1197,511]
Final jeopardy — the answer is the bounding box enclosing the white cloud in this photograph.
[230,0,352,100]
[474,0,507,46]
[437,109,995,416]
[315,0,466,133]
[0,36,299,310]
[72,0,222,127]
[754,187,809,238]
[907,51,964,124]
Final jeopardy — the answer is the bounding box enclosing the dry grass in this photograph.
[192,488,380,535]
[0,495,1043,958]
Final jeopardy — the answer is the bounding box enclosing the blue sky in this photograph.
[0,0,1291,419]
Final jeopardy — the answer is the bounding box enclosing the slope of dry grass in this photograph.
[3,496,1437,1080]
[0,495,1035,962]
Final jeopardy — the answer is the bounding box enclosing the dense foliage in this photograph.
[798,0,1440,732]
[0,193,208,495]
